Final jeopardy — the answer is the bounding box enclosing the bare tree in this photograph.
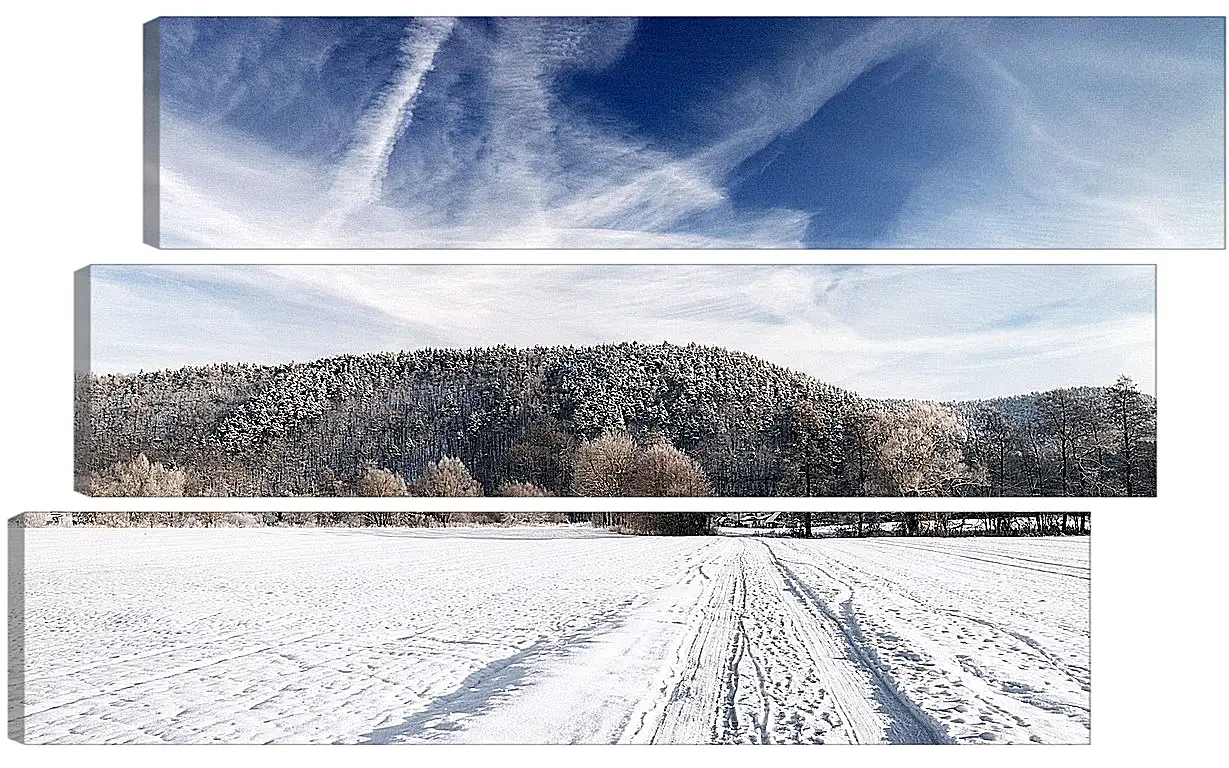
[626,442,713,497]
[1036,389,1094,494]
[975,405,1016,496]
[570,431,638,496]
[411,456,483,497]
[86,453,187,497]
[1107,375,1156,496]
[354,465,408,496]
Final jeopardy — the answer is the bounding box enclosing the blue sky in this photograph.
[89,265,1155,401]
[155,17,1224,248]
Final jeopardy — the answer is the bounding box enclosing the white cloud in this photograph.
[158,18,1221,248]
[156,18,967,248]
[884,23,1224,248]
[305,18,458,245]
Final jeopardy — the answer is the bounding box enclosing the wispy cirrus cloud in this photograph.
[153,17,1224,248]
[884,19,1225,248]
[305,18,457,245]
[89,265,1155,401]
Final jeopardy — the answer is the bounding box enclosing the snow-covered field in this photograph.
[11,527,1089,744]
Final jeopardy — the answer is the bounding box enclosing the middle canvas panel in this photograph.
[75,264,1156,498]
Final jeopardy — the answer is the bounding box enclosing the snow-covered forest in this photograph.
[75,343,1155,497]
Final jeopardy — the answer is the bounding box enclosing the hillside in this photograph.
[75,342,1154,497]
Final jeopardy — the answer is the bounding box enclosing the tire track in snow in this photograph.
[621,544,739,744]
[813,539,1090,639]
[20,530,1087,744]
[866,540,1089,580]
[924,546,1088,572]
[763,541,952,745]
[20,528,721,744]
[714,540,909,744]
[14,631,330,721]
[782,540,1089,743]
[713,543,775,744]
[621,537,948,744]
[715,545,762,742]
[18,628,256,685]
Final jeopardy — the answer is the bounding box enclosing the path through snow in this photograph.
[11,527,1089,743]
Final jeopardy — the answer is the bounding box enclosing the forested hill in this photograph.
[76,342,1155,497]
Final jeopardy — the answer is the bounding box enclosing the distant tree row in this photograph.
[12,511,1088,538]
[83,433,714,500]
[75,343,1154,497]
[763,511,1091,538]
[11,511,581,528]
[587,512,714,535]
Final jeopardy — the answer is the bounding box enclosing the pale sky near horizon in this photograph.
[88,264,1155,402]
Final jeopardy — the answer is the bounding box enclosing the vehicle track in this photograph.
[866,540,1089,580]
[620,543,739,744]
[714,548,771,744]
[797,541,1089,640]
[763,541,951,744]
[630,538,905,744]
[18,529,1088,744]
[780,539,1089,743]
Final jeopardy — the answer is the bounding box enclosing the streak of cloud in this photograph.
[305,18,457,244]
[154,17,1221,247]
[89,265,1156,402]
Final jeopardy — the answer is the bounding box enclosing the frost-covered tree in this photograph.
[85,453,186,497]
[411,456,483,497]
[354,465,408,496]
[840,403,877,495]
[778,400,843,496]
[571,431,638,496]
[363,511,423,526]
[74,342,1152,498]
[865,403,980,496]
[626,442,713,497]
[496,481,553,497]
[507,419,577,493]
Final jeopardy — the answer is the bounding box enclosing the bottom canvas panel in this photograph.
[8,512,1090,744]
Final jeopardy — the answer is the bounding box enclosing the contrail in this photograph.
[306,17,457,244]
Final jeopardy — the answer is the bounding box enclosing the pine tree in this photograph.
[1107,375,1156,496]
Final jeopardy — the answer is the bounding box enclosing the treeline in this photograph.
[12,512,1088,538]
[581,511,1090,537]
[75,343,1155,497]
[11,512,585,528]
[764,511,1091,538]
[586,512,714,536]
[955,384,1157,497]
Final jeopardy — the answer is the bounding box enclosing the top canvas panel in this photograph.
[145,17,1226,249]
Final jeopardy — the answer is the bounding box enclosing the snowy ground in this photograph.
[11,527,1089,744]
